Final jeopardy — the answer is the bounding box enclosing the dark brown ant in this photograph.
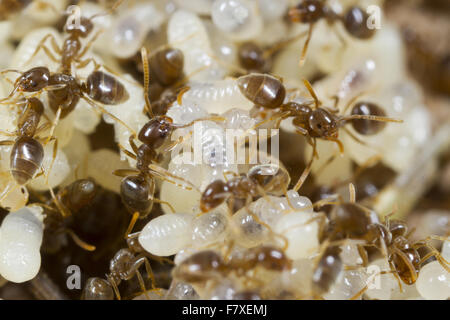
[81,236,166,300]
[237,73,402,191]
[173,245,291,285]
[199,164,290,213]
[288,0,377,65]
[0,97,49,185]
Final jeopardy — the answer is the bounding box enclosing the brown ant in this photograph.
[0,97,50,186]
[81,236,167,300]
[237,73,402,191]
[173,245,291,286]
[288,0,377,65]
[199,164,290,214]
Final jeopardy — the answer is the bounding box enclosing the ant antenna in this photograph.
[140,47,153,117]
[302,78,320,108]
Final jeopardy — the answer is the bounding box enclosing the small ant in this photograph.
[0,97,49,185]
[82,236,166,300]
[173,245,291,285]
[237,73,402,191]
[199,164,290,213]
[288,0,377,65]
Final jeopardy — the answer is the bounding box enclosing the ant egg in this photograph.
[138,213,195,256]
[28,141,70,191]
[211,0,263,41]
[0,206,44,283]
[323,269,367,300]
[416,261,450,300]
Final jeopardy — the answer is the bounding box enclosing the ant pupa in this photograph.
[288,0,377,66]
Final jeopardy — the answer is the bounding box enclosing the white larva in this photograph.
[179,79,253,115]
[274,209,320,259]
[139,213,195,256]
[173,0,215,15]
[168,10,225,81]
[0,206,44,283]
[416,261,450,300]
[191,208,229,246]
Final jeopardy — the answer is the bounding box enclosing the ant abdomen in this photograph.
[343,7,376,40]
[10,136,44,185]
[238,42,266,72]
[350,102,387,135]
[82,277,114,300]
[149,48,184,87]
[61,178,98,212]
[120,174,155,217]
[237,73,286,109]
[84,71,129,105]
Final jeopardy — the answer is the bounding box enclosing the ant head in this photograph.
[289,0,325,24]
[308,108,338,138]
[65,16,94,38]
[18,67,50,92]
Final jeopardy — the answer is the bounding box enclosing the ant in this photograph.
[199,164,290,214]
[113,47,225,236]
[0,97,52,186]
[173,245,291,286]
[288,0,377,65]
[82,236,167,300]
[237,73,402,191]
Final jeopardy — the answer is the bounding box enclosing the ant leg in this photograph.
[341,114,403,124]
[293,138,316,192]
[222,170,239,182]
[106,274,121,300]
[24,34,60,66]
[148,164,200,192]
[323,136,344,154]
[151,197,176,213]
[0,140,14,146]
[44,107,62,145]
[299,23,315,67]
[128,135,139,155]
[176,86,190,106]
[45,139,58,187]
[76,30,104,60]
[82,96,137,136]
[113,169,140,177]
[117,144,137,160]
[125,212,140,239]
[348,183,356,203]
[65,229,96,251]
